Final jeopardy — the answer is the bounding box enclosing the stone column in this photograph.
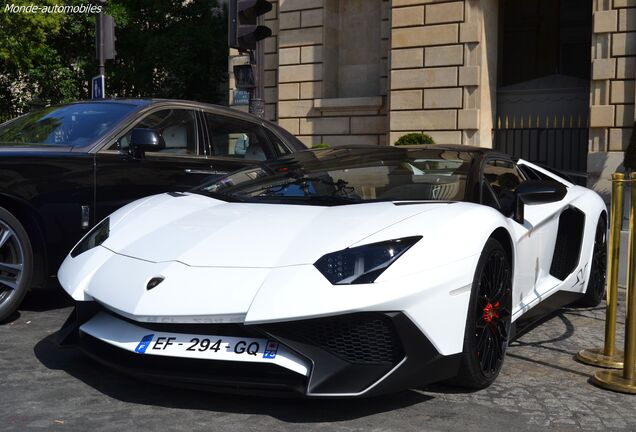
[588,0,636,195]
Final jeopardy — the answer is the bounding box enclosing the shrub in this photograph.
[394,133,435,146]
[312,143,330,149]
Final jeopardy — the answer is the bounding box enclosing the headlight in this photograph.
[70,218,110,258]
[314,236,422,285]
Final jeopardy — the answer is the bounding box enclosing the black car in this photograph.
[0,99,306,321]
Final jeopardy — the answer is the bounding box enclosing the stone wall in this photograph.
[388,0,494,146]
[229,0,391,148]
[588,0,636,196]
[228,0,633,197]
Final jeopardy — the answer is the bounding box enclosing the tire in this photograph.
[455,238,513,389]
[575,216,607,308]
[0,207,33,323]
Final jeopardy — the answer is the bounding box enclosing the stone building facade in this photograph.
[228,0,636,192]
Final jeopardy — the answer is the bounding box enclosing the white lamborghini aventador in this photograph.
[57,145,607,397]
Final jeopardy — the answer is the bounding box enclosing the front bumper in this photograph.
[58,302,461,397]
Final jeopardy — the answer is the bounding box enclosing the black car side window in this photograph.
[482,160,525,217]
[204,113,271,161]
[266,130,292,156]
[110,109,199,156]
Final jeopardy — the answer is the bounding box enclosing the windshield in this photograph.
[197,149,473,205]
[0,103,138,147]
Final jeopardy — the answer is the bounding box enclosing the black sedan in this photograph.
[0,99,306,321]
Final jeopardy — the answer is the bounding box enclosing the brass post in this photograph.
[577,173,625,368]
[593,172,636,394]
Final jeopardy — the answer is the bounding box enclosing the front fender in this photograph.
[361,202,511,281]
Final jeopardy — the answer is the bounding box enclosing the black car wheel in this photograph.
[456,238,512,389]
[0,208,32,323]
[575,217,607,308]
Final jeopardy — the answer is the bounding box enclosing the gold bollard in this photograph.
[593,172,636,394]
[577,173,625,368]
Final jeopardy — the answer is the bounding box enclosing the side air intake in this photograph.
[550,207,586,280]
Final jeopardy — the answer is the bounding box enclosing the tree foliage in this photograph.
[0,0,228,114]
[106,0,227,103]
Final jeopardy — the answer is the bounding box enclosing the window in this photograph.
[483,160,526,216]
[266,130,292,156]
[110,109,198,155]
[204,114,271,161]
[0,103,137,147]
[323,0,383,98]
[198,150,474,203]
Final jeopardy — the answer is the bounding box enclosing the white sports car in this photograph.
[57,145,607,397]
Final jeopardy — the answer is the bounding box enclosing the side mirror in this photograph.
[514,180,567,224]
[129,128,165,158]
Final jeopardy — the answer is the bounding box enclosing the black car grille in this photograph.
[269,313,405,365]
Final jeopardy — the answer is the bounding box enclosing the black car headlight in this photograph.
[70,218,110,258]
[314,236,422,285]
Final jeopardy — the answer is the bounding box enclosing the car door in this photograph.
[94,107,243,222]
[481,158,564,313]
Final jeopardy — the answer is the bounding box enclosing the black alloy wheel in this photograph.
[0,207,33,323]
[576,217,607,308]
[456,238,512,389]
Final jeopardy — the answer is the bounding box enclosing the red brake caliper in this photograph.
[483,301,501,324]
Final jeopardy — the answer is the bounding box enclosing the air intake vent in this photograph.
[550,207,585,280]
[271,313,404,364]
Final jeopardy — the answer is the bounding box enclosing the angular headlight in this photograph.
[70,218,110,258]
[314,236,422,285]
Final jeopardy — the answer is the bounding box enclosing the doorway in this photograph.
[493,0,593,184]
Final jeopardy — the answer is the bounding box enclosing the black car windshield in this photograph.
[197,149,473,205]
[0,103,138,147]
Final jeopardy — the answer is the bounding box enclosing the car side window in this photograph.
[482,160,526,216]
[109,109,199,156]
[266,130,292,156]
[204,113,271,161]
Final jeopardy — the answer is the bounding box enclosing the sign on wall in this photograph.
[233,89,250,106]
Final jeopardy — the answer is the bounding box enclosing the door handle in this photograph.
[184,169,228,175]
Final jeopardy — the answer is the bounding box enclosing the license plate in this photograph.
[80,312,310,376]
[134,333,276,360]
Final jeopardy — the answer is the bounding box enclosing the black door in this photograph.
[94,108,244,222]
[15,156,95,274]
[495,0,592,185]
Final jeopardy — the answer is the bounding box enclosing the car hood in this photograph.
[102,192,452,267]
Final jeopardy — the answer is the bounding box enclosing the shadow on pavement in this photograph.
[511,312,575,347]
[34,333,432,422]
[0,310,20,325]
[20,287,73,312]
[507,311,593,377]
[0,286,70,325]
